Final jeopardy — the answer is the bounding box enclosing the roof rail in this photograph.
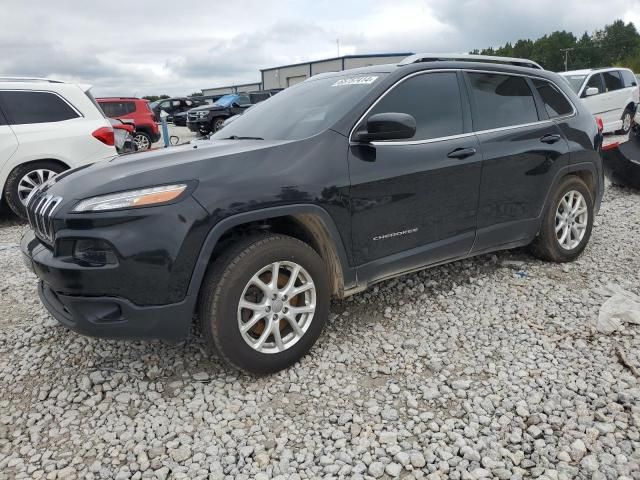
[0,76,65,83]
[399,53,543,70]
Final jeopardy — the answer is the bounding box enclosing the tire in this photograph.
[198,234,330,374]
[212,117,225,132]
[531,176,594,263]
[133,131,152,151]
[617,108,634,135]
[4,161,66,220]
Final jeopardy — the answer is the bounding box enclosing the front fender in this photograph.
[186,204,357,299]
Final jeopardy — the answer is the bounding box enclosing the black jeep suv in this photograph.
[22,54,603,373]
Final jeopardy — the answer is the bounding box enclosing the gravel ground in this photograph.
[0,184,639,480]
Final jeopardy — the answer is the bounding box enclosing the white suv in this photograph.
[0,78,117,218]
[560,68,639,134]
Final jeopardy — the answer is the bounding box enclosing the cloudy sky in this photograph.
[1,0,638,97]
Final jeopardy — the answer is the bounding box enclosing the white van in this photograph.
[560,68,638,134]
[0,78,117,219]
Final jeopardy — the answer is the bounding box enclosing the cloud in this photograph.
[0,0,637,96]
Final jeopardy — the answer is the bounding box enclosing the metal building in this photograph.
[201,53,412,94]
[260,53,412,89]
[202,82,262,96]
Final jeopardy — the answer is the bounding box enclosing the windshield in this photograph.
[211,73,387,141]
[213,94,239,107]
[149,100,159,109]
[561,74,587,93]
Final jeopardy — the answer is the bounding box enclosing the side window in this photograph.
[126,102,136,114]
[171,100,181,107]
[467,73,538,131]
[0,102,6,126]
[532,79,573,118]
[366,72,463,141]
[602,71,623,92]
[99,102,114,117]
[0,91,79,125]
[585,74,604,95]
[236,94,251,106]
[620,70,637,88]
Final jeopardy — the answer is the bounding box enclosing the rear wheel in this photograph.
[4,161,66,219]
[531,176,594,262]
[133,131,152,150]
[618,108,634,135]
[198,234,330,374]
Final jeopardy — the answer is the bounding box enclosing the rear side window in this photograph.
[620,70,638,88]
[100,102,135,117]
[532,79,573,118]
[367,72,463,141]
[0,91,79,125]
[467,73,538,130]
[602,71,623,92]
[585,74,604,94]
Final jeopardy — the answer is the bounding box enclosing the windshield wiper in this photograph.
[222,135,264,140]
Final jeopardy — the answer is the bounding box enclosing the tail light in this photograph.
[92,126,115,146]
[602,142,619,152]
[595,116,604,133]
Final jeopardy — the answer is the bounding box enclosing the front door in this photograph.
[349,71,482,279]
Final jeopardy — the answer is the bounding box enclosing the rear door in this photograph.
[466,72,571,253]
[601,70,626,129]
[0,99,19,172]
[349,70,482,275]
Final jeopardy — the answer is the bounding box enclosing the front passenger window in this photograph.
[366,72,463,141]
[585,74,604,95]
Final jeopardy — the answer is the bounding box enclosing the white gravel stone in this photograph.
[1,186,639,479]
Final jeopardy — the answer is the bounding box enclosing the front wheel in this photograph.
[531,176,594,262]
[199,234,330,374]
[211,117,225,132]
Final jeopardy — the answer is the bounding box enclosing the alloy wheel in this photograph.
[18,169,57,205]
[555,190,589,250]
[622,112,632,132]
[134,133,151,150]
[237,261,316,354]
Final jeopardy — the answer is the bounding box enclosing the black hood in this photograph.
[189,104,225,113]
[40,139,291,210]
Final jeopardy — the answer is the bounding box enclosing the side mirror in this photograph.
[584,87,599,97]
[353,112,416,142]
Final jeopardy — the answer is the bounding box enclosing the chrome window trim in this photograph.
[349,68,577,147]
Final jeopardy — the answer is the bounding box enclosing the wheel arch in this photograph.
[3,158,70,193]
[187,205,356,301]
[539,163,599,223]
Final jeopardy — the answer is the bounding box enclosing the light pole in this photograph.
[560,48,574,71]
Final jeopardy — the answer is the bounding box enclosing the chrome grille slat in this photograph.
[26,191,62,245]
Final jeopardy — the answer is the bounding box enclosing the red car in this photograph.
[97,97,160,150]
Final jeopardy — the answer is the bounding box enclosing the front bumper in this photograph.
[21,220,201,341]
[37,281,193,342]
[187,119,208,132]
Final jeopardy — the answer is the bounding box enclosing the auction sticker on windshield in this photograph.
[331,76,379,86]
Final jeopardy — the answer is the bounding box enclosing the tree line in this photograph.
[471,19,640,72]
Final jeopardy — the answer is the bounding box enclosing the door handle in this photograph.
[447,147,477,159]
[540,133,562,144]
